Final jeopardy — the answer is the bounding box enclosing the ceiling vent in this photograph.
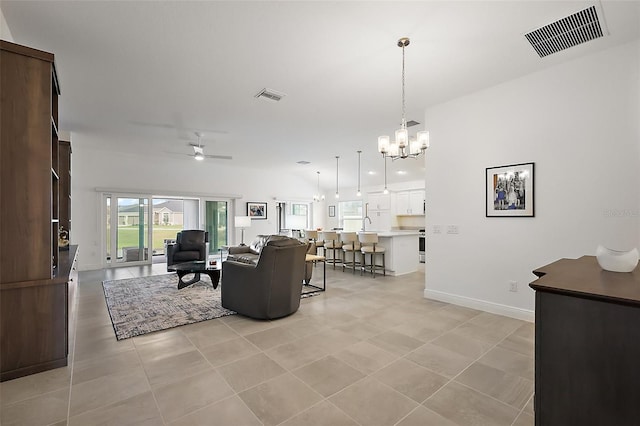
[296,160,311,165]
[255,88,286,102]
[525,6,604,58]
[406,120,420,127]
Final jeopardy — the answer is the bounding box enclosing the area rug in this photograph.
[102,273,236,340]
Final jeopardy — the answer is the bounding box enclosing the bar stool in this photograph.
[359,232,385,278]
[305,230,324,257]
[340,232,361,273]
[304,230,320,266]
[321,231,342,269]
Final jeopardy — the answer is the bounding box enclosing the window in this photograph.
[292,204,308,216]
[338,200,363,231]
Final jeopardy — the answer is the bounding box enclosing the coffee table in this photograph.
[167,261,221,289]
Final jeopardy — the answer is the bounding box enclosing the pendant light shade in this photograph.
[356,150,362,197]
[335,156,340,199]
[313,171,324,202]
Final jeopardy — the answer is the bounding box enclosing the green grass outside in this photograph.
[117,225,182,253]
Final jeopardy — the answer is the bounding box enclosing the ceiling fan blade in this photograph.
[129,121,228,134]
[205,154,232,160]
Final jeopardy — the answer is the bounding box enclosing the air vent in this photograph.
[406,120,420,127]
[525,6,604,58]
[297,160,311,165]
[255,88,286,102]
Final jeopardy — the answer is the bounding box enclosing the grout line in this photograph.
[68,265,531,426]
[420,317,531,420]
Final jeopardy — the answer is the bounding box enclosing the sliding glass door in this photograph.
[205,200,228,255]
[103,194,227,266]
[104,194,152,266]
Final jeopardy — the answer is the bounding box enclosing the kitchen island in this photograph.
[376,231,421,276]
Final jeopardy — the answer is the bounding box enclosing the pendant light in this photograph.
[356,150,362,197]
[313,171,325,202]
[335,156,340,199]
[377,37,430,160]
[383,156,389,195]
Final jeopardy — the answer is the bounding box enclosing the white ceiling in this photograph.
[2,1,639,189]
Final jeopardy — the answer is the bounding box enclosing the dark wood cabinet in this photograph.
[530,256,640,426]
[0,40,76,381]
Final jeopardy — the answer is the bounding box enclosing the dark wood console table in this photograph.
[529,256,640,426]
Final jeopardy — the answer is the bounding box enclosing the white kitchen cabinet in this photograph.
[366,192,390,211]
[396,190,425,215]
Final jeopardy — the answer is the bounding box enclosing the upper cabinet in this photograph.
[396,190,425,216]
[367,192,391,211]
[0,40,59,282]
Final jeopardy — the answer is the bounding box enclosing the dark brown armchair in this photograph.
[166,230,208,270]
[221,236,307,320]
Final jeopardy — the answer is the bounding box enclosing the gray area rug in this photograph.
[102,273,236,340]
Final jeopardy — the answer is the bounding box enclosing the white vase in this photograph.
[595,245,639,273]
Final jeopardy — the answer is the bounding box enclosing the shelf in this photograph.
[51,117,58,138]
[51,168,59,180]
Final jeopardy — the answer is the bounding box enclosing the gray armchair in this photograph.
[166,230,208,270]
[221,236,307,320]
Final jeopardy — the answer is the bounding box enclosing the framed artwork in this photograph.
[486,162,534,217]
[247,202,267,219]
[328,205,336,217]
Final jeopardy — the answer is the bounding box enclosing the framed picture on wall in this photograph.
[247,202,267,219]
[486,162,534,217]
[328,205,336,217]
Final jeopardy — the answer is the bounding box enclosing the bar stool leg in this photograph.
[371,252,376,277]
[382,253,386,276]
[352,251,356,274]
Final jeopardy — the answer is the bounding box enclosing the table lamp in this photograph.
[234,216,252,245]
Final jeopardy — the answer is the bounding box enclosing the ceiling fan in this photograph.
[185,132,232,161]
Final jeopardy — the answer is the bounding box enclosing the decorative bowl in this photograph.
[596,245,639,273]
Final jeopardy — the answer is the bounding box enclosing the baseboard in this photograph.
[424,288,534,322]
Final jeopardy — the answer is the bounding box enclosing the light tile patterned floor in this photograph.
[0,264,534,426]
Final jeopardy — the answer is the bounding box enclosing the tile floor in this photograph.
[0,263,534,426]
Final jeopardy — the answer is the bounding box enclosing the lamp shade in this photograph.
[234,216,251,228]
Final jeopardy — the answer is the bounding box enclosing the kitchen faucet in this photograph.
[363,203,372,232]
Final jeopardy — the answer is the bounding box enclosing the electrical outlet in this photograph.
[509,281,518,292]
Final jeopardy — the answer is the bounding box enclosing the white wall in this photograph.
[424,41,640,320]
[71,141,316,270]
[1,6,14,41]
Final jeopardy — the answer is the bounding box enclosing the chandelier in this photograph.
[377,37,430,160]
[313,171,324,202]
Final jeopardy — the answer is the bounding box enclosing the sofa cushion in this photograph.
[227,253,259,265]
